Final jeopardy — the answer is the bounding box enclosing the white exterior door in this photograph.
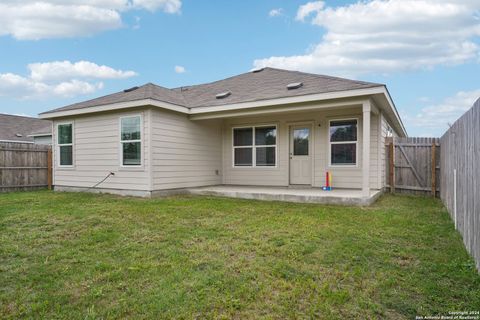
[289,125,312,185]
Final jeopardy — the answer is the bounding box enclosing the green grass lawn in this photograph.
[0,191,479,319]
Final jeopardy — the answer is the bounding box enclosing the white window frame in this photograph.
[119,114,143,168]
[57,121,74,168]
[328,118,358,167]
[232,124,278,168]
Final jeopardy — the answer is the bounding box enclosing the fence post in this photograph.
[389,142,395,193]
[431,142,436,197]
[47,148,52,190]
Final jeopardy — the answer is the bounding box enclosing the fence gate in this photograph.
[0,142,52,192]
[386,137,440,196]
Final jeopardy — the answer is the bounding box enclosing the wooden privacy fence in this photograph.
[0,142,52,192]
[440,98,480,272]
[386,137,440,196]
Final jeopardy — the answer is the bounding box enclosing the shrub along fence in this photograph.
[0,142,52,192]
[386,137,440,196]
[440,98,480,272]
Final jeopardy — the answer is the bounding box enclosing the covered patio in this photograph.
[187,185,383,206]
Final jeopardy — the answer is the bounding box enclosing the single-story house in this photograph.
[0,113,52,144]
[39,68,406,203]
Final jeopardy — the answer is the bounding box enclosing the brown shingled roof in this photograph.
[41,68,383,115]
[0,114,51,143]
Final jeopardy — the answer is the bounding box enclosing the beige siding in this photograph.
[151,109,222,190]
[33,136,52,145]
[52,103,389,193]
[222,106,382,190]
[53,109,151,191]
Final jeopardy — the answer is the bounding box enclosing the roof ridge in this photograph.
[0,113,43,120]
[145,82,189,107]
[144,82,167,89]
[170,68,260,90]
[145,82,153,99]
[264,67,384,87]
[171,67,383,91]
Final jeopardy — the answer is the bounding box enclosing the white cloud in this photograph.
[133,0,181,13]
[254,0,480,77]
[296,1,324,21]
[0,3,121,40]
[174,65,186,74]
[0,73,102,98]
[269,8,284,17]
[0,0,182,40]
[53,80,104,97]
[0,60,136,99]
[29,61,137,81]
[406,89,480,136]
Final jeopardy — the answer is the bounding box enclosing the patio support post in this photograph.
[362,100,371,197]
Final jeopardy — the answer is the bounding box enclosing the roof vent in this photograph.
[287,82,303,90]
[251,67,264,73]
[15,133,22,137]
[216,91,231,99]
[123,86,139,93]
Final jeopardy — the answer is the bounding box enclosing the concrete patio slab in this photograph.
[186,185,383,206]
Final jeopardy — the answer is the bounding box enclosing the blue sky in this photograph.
[0,0,479,137]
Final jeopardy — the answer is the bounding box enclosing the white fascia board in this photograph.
[39,99,189,119]
[27,133,52,137]
[380,86,408,137]
[0,139,34,144]
[189,99,366,120]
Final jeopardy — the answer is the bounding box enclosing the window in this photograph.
[293,128,309,156]
[57,123,73,166]
[120,116,142,166]
[329,119,357,165]
[233,125,276,167]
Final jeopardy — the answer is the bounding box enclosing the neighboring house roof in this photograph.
[39,67,406,136]
[41,68,382,114]
[0,114,52,143]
